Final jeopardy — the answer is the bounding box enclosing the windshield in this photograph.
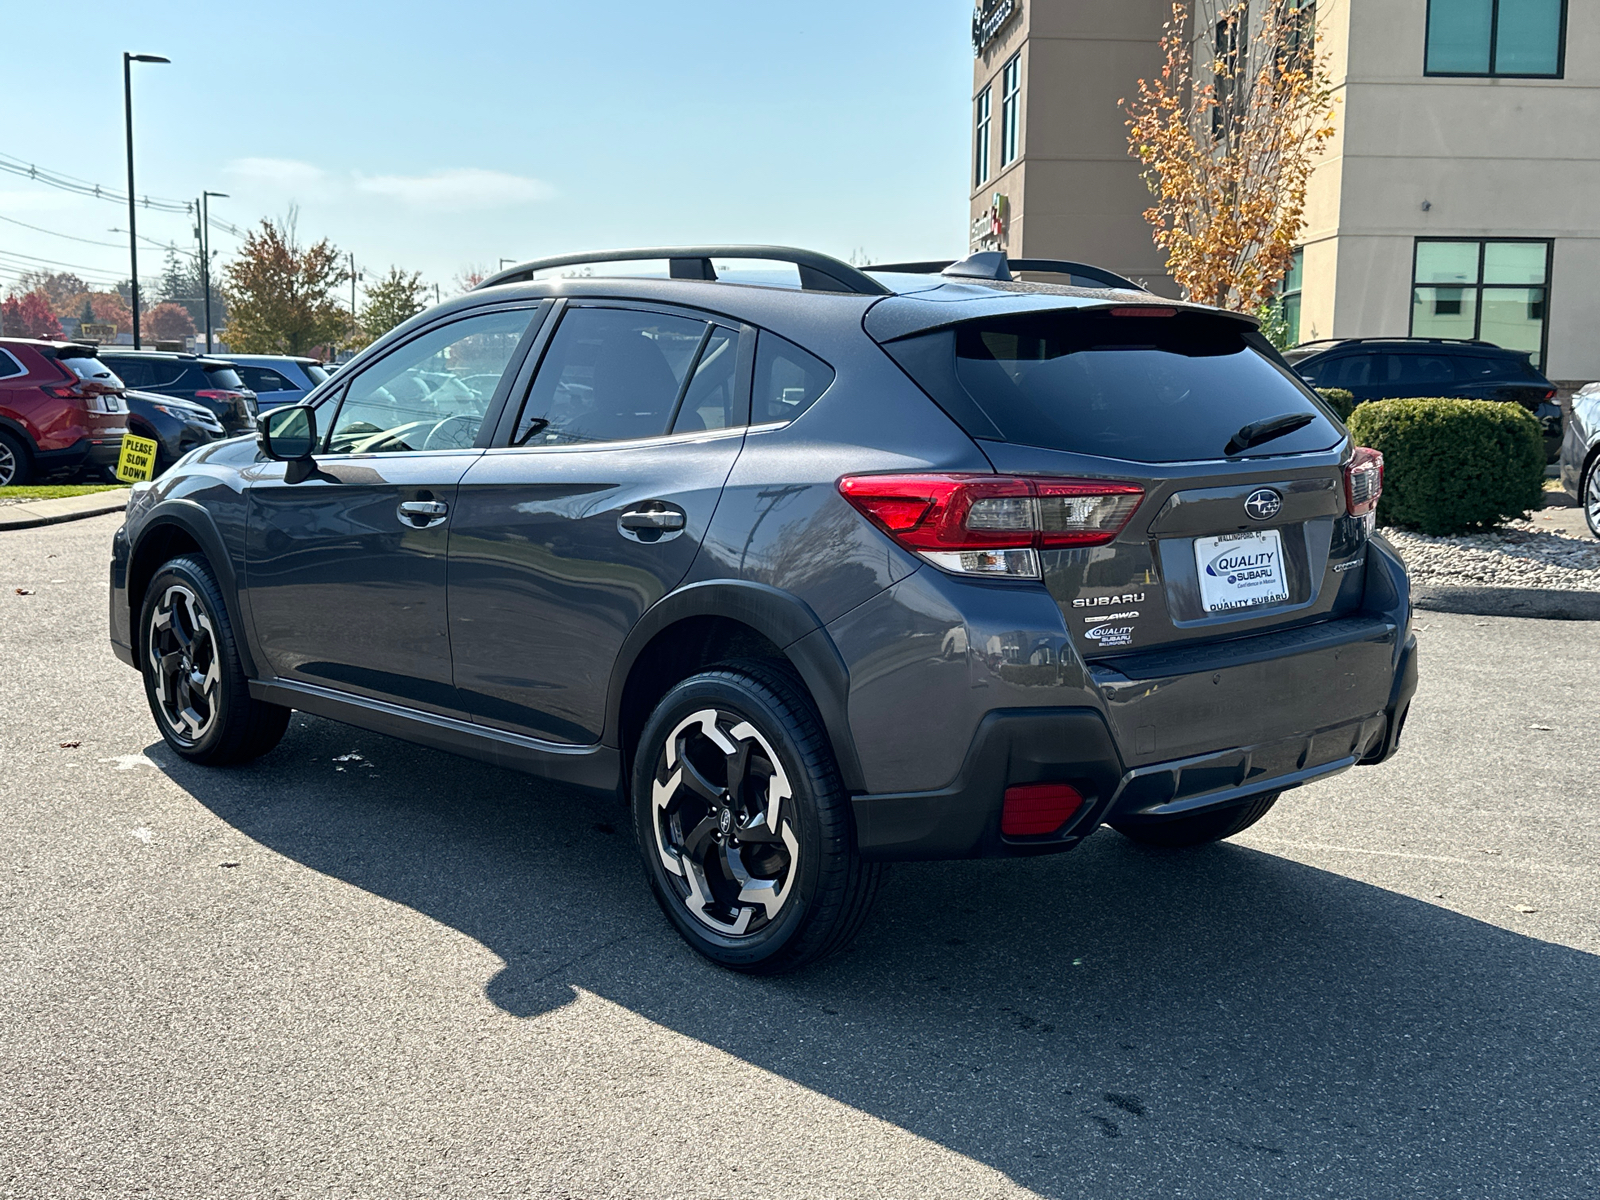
[886,310,1342,463]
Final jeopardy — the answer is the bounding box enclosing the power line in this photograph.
[0,150,247,238]
[0,246,128,275]
[0,213,127,248]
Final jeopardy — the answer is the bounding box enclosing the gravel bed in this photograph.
[1382,518,1600,592]
[0,497,25,507]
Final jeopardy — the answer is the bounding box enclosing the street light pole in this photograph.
[123,51,169,351]
[201,191,227,353]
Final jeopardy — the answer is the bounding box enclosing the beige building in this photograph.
[969,0,1599,385]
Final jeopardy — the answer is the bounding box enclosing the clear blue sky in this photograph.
[1,1,975,300]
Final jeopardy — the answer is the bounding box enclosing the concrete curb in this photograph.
[1414,584,1600,621]
[0,490,130,532]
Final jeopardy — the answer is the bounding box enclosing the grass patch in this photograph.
[0,484,125,501]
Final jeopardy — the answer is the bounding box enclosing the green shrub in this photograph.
[1346,397,1545,535]
[1316,388,1356,423]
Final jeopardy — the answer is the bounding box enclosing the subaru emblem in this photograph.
[1245,488,1282,521]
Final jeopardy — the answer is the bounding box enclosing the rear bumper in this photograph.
[851,615,1418,862]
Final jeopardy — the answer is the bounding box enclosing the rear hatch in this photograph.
[871,301,1377,661]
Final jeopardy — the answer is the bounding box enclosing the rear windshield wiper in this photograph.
[1225,412,1316,456]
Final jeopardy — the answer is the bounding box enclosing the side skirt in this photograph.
[250,678,623,797]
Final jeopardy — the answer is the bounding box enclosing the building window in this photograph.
[974,87,992,188]
[1425,0,1566,77]
[1281,249,1304,345]
[1000,54,1021,166]
[1213,12,1246,140]
[1411,239,1552,367]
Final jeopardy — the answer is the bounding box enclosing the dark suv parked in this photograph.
[1294,337,1562,460]
[96,350,258,437]
[109,247,1417,973]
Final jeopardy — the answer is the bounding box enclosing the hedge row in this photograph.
[1343,397,1545,535]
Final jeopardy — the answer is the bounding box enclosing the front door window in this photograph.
[326,308,531,454]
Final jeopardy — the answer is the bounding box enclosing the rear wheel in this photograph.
[139,555,290,765]
[631,661,882,974]
[1584,456,1600,539]
[0,429,32,487]
[1110,791,1280,848]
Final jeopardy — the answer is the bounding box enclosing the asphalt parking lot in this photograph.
[3,512,1598,1200]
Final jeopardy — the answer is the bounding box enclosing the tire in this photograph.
[1110,790,1280,848]
[0,428,32,487]
[139,555,290,765]
[631,660,883,974]
[1583,456,1600,540]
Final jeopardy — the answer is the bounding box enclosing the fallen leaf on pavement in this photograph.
[1515,905,1538,914]
[1529,724,1555,731]
[15,588,33,595]
[58,741,80,748]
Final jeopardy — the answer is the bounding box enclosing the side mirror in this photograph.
[257,404,317,461]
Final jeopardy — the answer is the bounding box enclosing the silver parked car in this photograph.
[1559,382,1600,537]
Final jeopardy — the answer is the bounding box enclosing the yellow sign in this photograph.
[115,434,160,483]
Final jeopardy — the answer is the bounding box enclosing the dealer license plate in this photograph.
[1194,529,1289,613]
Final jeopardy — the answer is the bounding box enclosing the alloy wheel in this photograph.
[0,440,17,487]
[146,583,222,745]
[650,708,800,937]
[1587,463,1600,536]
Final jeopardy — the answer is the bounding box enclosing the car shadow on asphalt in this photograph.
[155,715,1600,1198]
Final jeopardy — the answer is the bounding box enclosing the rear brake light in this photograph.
[1109,307,1177,318]
[1001,783,1085,836]
[1544,388,1557,401]
[194,389,242,402]
[838,474,1143,578]
[1345,446,1383,519]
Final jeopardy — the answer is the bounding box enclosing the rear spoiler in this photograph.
[864,252,1145,292]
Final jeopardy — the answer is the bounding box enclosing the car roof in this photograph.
[99,349,237,366]
[1298,338,1521,357]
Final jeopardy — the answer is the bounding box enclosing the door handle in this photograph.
[619,507,686,532]
[397,499,449,529]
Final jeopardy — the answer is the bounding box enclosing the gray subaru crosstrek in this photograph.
[108,247,1417,973]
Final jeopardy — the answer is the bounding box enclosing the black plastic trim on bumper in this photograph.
[852,708,1125,861]
[1361,630,1418,765]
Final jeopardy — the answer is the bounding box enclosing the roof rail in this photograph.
[864,254,1146,292]
[475,246,892,296]
[1293,336,1499,349]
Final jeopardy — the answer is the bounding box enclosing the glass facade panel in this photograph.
[1280,249,1304,345]
[1478,287,1547,358]
[1414,240,1479,285]
[1426,0,1493,72]
[974,88,991,188]
[1412,287,1480,340]
[1482,241,1547,284]
[1495,0,1564,74]
[1000,55,1021,166]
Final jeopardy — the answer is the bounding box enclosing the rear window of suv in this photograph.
[884,309,1340,463]
[203,365,247,390]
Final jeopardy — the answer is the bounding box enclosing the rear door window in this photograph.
[514,307,712,445]
[885,309,1339,462]
[1388,353,1454,387]
[0,350,24,380]
[239,366,296,392]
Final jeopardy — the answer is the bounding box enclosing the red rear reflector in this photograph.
[1345,446,1384,518]
[1001,783,1085,837]
[1109,307,1177,318]
[1544,388,1557,401]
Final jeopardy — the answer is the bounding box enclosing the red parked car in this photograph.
[0,340,130,487]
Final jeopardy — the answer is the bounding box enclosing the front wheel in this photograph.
[1110,791,1280,848]
[139,555,290,765]
[0,428,31,487]
[631,662,882,974]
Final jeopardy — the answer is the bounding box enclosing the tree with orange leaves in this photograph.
[1123,1,1336,312]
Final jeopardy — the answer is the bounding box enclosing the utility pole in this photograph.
[349,251,358,353]
[200,191,227,354]
[123,52,169,350]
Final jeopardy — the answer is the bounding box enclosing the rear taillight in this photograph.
[838,474,1144,579]
[194,389,242,403]
[1001,783,1085,837]
[1544,388,1557,401]
[47,383,89,400]
[1345,446,1383,519]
